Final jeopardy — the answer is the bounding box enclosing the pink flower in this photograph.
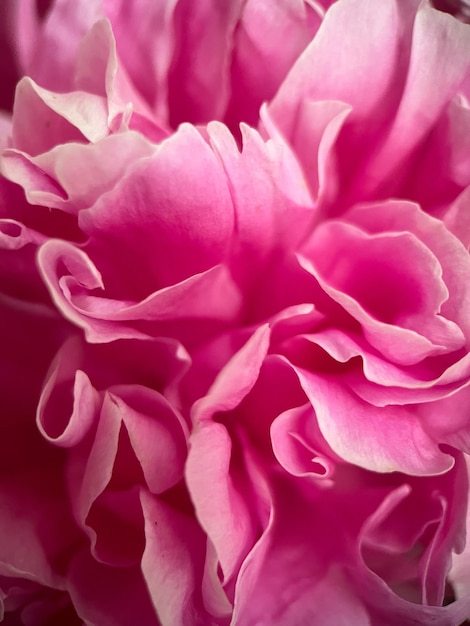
[0,0,470,624]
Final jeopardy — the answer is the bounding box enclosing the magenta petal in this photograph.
[186,326,270,583]
[0,469,75,589]
[405,97,470,210]
[68,548,158,626]
[208,121,314,278]
[450,458,470,601]
[0,2,24,112]
[271,403,336,480]
[79,124,234,287]
[418,388,470,453]
[225,0,322,129]
[346,200,470,342]
[444,186,470,250]
[38,239,242,342]
[1,1,470,623]
[269,0,416,146]
[299,218,465,365]
[231,475,370,626]
[358,5,470,198]
[294,368,454,475]
[167,0,244,125]
[103,0,179,125]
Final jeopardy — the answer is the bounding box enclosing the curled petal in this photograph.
[299,220,464,365]
[2,132,157,214]
[271,403,337,481]
[12,78,109,156]
[38,239,242,342]
[294,367,454,475]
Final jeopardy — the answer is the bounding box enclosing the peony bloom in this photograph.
[1,0,470,625]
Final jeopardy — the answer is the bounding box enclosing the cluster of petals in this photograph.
[1,0,470,624]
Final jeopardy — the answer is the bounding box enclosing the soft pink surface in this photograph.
[1,0,470,624]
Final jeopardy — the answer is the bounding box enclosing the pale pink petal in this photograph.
[73,18,156,125]
[3,132,158,213]
[141,490,208,626]
[186,420,257,587]
[200,539,233,619]
[355,565,470,626]
[12,78,109,156]
[269,0,470,210]
[0,112,12,148]
[295,328,470,406]
[1,149,68,209]
[37,364,99,448]
[0,172,81,250]
[360,457,467,606]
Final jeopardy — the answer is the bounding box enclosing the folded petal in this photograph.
[294,367,454,474]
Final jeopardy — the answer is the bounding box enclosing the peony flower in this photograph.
[1,0,470,625]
